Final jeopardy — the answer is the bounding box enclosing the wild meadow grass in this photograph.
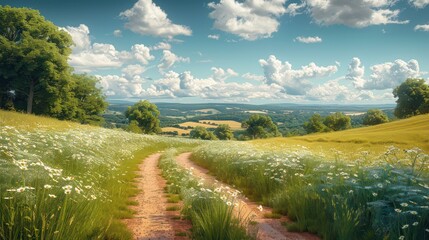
[158,149,251,240]
[192,142,429,240]
[0,111,196,240]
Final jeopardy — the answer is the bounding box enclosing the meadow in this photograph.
[0,110,195,239]
[1,110,428,240]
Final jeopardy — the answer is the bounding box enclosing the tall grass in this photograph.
[158,149,251,240]
[0,111,196,239]
[192,142,429,240]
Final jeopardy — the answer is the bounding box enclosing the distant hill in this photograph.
[251,114,429,159]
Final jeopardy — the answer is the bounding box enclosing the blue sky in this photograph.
[2,0,429,104]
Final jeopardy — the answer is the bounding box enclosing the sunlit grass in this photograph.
[191,141,429,240]
[251,114,429,159]
[0,110,197,240]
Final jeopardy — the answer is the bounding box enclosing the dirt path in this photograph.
[123,153,176,240]
[176,152,320,240]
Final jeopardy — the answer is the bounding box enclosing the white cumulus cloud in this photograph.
[305,0,408,27]
[295,36,322,43]
[415,24,429,31]
[208,34,220,40]
[122,64,146,78]
[158,50,190,73]
[62,24,154,72]
[120,0,192,39]
[346,57,366,89]
[409,0,429,8]
[259,55,338,95]
[365,59,421,89]
[151,42,172,50]
[113,29,122,37]
[211,67,238,81]
[208,0,287,40]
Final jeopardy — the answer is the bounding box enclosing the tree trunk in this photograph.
[27,79,34,114]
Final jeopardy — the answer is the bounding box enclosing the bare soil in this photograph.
[123,153,191,240]
[175,152,320,240]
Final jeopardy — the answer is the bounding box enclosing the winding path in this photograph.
[122,153,175,240]
[176,152,320,240]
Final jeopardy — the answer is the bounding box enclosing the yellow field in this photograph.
[178,121,216,128]
[251,114,429,159]
[161,127,191,135]
[198,120,243,130]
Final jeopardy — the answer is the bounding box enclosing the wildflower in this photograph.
[90,195,97,200]
[16,187,25,193]
[257,205,263,212]
[64,189,71,195]
[409,211,417,215]
[377,183,383,188]
[402,224,409,229]
[372,192,378,197]
[44,184,52,189]
[398,236,404,240]
[349,190,354,194]
[400,203,408,207]
[226,201,232,206]
[49,194,57,198]
[395,209,402,213]
[412,222,418,226]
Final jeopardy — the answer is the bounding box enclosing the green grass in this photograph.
[191,139,429,240]
[252,114,429,159]
[158,149,251,240]
[0,110,197,240]
[166,206,181,211]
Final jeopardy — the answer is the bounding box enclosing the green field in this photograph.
[1,110,428,240]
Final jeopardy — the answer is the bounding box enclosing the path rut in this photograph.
[176,152,320,240]
[123,153,175,240]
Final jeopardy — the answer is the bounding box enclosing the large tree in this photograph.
[214,124,234,140]
[190,126,218,140]
[72,74,107,125]
[125,100,161,134]
[0,6,73,115]
[393,78,429,119]
[363,109,389,126]
[304,113,327,133]
[242,114,281,139]
[323,112,351,131]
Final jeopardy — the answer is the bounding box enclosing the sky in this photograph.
[2,0,429,104]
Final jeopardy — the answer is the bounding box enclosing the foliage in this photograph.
[158,149,251,240]
[214,124,234,140]
[242,114,281,139]
[192,142,429,240]
[323,112,352,131]
[0,6,73,115]
[303,113,327,133]
[125,100,161,134]
[71,74,107,125]
[393,78,429,119]
[190,126,218,140]
[0,6,107,124]
[363,109,389,126]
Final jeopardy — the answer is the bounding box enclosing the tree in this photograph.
[323,112,351,131]
[304,114,327,133]
[214,124,234,140]
[190,126,218,140]
[393,78,429,119]
[0,6,73,115]
[125,100,161,134]
[72,74,107,125]
[363,109,389,126]
[242,114,281,139]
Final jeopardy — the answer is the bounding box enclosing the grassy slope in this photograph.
[252,114,429,159]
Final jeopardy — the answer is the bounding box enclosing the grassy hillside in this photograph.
[252,114,429,159]
[0,110,195,240]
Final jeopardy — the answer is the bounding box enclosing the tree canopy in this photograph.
[303,113,327,133]
[393,78,429,119]
[190,126,218,140]
[0,6,107,124]
[214,124,234,140]
[125,100,161,134]
[242,114,281,139]
[323,112,351,131]
[363,109,389,126]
